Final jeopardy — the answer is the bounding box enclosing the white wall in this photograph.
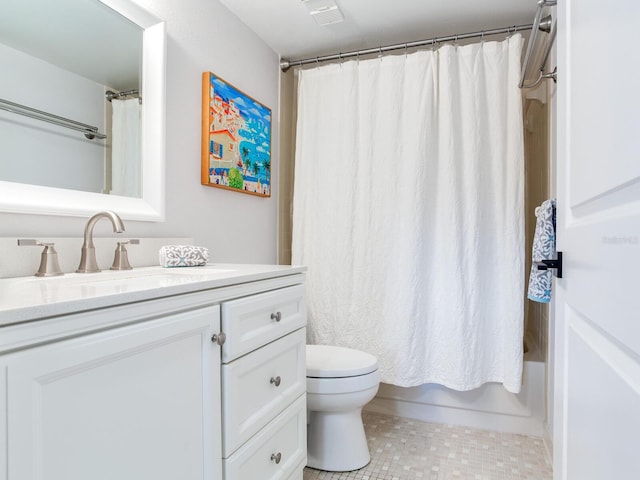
[0,0,280,266]
[0,43,106,193]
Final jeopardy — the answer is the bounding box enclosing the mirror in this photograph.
[0,0,166,221]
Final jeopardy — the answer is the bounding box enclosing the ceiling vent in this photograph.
[302,0,345,26]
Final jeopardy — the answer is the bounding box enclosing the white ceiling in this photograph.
[219,0,539,61]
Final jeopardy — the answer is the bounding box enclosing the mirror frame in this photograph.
[0,0,166,221]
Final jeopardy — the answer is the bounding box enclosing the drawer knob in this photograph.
[270,452,282,464]
[211,332,226,346]
[270,376,281,387]
[270,311,282,322]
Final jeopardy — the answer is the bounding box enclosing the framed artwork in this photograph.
[201,72,272,197]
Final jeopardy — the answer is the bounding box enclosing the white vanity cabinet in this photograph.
[0,265,307,480]
[0,304,222,480]
[221,285,307,480]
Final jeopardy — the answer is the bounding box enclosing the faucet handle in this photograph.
[17,239,64,277]
[110,239,139,271]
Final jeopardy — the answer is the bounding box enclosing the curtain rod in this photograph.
[280,18,552,72]
[105,89,140,102]
[0,98,106,140]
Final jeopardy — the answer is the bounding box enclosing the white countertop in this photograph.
[0,264,306,327]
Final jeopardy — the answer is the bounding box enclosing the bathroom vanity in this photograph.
[0,264,307,480]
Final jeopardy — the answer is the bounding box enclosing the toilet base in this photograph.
[306,408,370,472]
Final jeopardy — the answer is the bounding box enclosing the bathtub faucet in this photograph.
[76,211,125,273]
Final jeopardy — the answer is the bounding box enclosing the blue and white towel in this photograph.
[527,199,556,303]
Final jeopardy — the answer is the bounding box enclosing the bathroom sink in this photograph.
[20,265,236,286]
[0,263,306,327]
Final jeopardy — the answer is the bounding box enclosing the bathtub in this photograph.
[364,341,546,437]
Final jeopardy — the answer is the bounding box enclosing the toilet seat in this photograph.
[306,344,378,378]
[307,369,380,395]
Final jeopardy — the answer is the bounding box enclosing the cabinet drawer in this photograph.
[221,284,306,362]
[222,328,306,456]
[223,395,306,480]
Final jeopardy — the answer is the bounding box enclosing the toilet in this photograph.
[306,344,381,472]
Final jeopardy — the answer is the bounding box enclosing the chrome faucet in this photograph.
[76,211,125,273]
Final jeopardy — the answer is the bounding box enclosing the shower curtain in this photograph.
[291,35,525,393]
[110,97,141,197]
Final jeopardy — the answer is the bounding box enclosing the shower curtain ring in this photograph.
[404,43,408,57]
[315,56,320,67]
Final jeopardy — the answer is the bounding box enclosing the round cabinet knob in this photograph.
[270,311,282,322]
[270,452,282,464]
[270,376,281,387]
[211,332,226,346]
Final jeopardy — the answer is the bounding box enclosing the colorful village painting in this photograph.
[201,72,272,197]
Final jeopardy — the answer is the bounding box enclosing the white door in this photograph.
[554,1,640,479]
[2,306,222,480]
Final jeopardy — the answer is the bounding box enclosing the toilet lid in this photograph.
[306,345,378,378]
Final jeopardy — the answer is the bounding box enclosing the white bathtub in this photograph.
[365,345,546,437]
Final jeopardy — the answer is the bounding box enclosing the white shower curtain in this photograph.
[110,98,141,197]
[291,35,525,393]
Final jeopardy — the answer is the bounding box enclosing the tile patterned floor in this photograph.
[303,412,552,480]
